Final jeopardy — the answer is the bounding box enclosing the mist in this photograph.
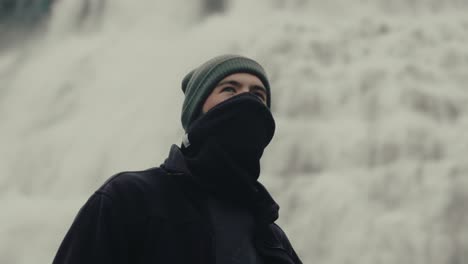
[1,0,468,263]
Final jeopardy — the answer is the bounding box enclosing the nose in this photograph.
[239,86,250,94]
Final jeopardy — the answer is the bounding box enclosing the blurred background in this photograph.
[1,0,468,263]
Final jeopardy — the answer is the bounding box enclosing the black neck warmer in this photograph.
[182,93,277,219]
[181,94,298,264]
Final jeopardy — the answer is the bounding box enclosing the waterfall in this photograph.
[1,1,468,264]
[202,0,227,15]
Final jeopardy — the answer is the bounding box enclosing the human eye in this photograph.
[252,91,266,101]
[221,86,236,93]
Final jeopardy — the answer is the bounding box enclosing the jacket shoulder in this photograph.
[270,223,303,264]
[95,166,198,221]
[95,167,175,215]
[97,167,167,197]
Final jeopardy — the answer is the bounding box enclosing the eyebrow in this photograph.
[216,80,266,93]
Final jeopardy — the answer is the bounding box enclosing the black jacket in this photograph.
[53,145,302,264]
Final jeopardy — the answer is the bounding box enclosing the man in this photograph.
[53,54,302,264]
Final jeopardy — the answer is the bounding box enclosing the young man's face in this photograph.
[202,73,267,113]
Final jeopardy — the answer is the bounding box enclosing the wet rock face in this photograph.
[202,0,226,15]
[0,0,15,12]
[0,0,17,21]
[0,0,54,52]
[0,0,54,24]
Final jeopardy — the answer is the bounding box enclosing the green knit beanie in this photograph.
[181,54,271,131]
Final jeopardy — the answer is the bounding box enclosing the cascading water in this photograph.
[1,1,468,263]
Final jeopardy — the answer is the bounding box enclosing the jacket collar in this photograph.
[160,143,207,207]
[161,144,191,175]
[160,145,295,263]
[162,144,280,224]
[159,144,206,223]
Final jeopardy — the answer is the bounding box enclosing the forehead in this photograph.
[217,73,264,86]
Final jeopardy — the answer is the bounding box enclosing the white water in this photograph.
[1,1,468,263]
